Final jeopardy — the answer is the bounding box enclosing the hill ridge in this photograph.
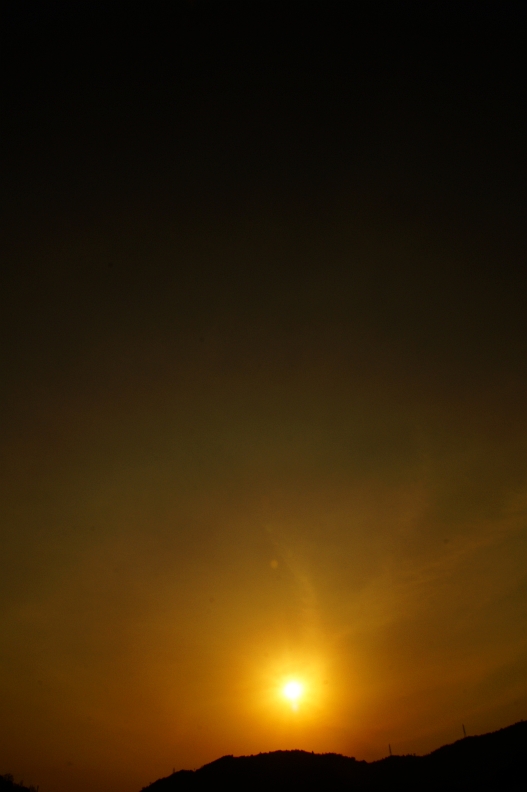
[143,720,526,791]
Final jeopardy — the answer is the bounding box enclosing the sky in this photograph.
[0,3,526,791]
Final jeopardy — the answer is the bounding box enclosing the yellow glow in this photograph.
[283,680,303,703]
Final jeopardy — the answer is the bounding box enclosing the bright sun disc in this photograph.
[283,681,303,701]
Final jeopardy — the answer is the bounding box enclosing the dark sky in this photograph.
[1,3,525,792]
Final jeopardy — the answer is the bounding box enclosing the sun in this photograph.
[283,680,303,708]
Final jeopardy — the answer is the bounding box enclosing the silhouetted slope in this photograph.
[0,776,37,792]
[142,720,526,791]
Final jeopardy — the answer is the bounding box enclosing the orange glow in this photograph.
[1,26,525,787]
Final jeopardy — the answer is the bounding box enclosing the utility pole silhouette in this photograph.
[388,744,392,756]
[462,724,467,738]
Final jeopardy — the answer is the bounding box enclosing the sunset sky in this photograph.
[1,3,525,792]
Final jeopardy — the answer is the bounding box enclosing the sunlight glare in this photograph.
[283,680,303,708]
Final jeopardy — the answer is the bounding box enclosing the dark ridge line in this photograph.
[142,719,526,791]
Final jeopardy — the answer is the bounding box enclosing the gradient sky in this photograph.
[1,3,526,792]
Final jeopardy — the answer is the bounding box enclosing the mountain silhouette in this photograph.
[142,720,526,791]
[0,775,37,792]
